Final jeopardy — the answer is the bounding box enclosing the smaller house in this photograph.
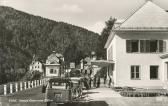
[45,51,64,77]
[29,61,43,73]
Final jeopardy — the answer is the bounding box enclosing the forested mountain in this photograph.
[0,6,101,84]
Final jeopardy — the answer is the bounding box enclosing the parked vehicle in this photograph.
[70,77,84,98]
[44,77,83,103]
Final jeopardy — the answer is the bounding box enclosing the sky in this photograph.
[1,0,168,34]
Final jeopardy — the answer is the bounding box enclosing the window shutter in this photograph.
[146,40,150,53]
[163,40,166,52]
[126,40,131,53]
[159,40,163,52]
[140,40,146,53]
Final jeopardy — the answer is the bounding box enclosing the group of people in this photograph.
[83,73,109,89]
[71,69,114,90]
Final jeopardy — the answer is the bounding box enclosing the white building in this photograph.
[105,1,168,89]
[45,52,64,77]
[29,61,43,73]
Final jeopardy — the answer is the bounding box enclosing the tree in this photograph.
[24,70,42,81]
[0,6,100,84]
[97,17,116,59]
[64,41,85,67]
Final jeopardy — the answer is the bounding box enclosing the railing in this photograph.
[0,78,48,96]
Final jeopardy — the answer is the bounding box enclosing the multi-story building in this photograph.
[105,1,168,89]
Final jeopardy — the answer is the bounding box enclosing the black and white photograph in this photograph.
[0,0,168,106]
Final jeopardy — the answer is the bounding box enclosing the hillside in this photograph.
[0,6,101,84]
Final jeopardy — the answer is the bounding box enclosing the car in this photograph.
[70,77,84,98]
[44,77,83,103]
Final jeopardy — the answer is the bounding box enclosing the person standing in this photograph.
[93,75,96,88]
[108,78,111,88]
[88,75,92,88]
[97,76,100,88]
[104,75,107,85]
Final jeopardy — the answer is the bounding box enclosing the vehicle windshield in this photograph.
[49,82,66,89]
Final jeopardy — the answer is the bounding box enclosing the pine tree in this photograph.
[97,17,116,59]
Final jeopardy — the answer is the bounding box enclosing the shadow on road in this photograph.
[83,91,99,95]
[50,101,109,106]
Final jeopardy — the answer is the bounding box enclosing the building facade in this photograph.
[29,61,43,73]
[45,52,64,77]
[105,1,168,89]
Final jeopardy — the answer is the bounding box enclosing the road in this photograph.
[1,86,168,106]
[85,87,168,106]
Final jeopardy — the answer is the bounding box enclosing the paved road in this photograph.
[6,86,45,100]
[86,87,121,100]
[85,87,168,106]
[1,86,168,106]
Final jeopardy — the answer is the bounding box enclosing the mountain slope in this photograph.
[0,6,101,83]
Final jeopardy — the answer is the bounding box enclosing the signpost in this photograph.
[70,62,75,69]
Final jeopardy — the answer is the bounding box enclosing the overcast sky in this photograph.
[1,0,168,34]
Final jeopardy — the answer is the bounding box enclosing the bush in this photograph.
[25,70,42,80]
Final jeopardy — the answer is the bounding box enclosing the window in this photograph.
[131,40,139,52]
[126,40,139,53]
[159,40,166,52]
[140,40,146,53]
[131,66,140,80]
[50,69,58,74]
[126,40,166,53]
[150,66,159,79]
[50,69,54,74]
[149,40,158,52]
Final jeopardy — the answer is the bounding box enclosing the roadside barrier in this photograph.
[1,78,47,96]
